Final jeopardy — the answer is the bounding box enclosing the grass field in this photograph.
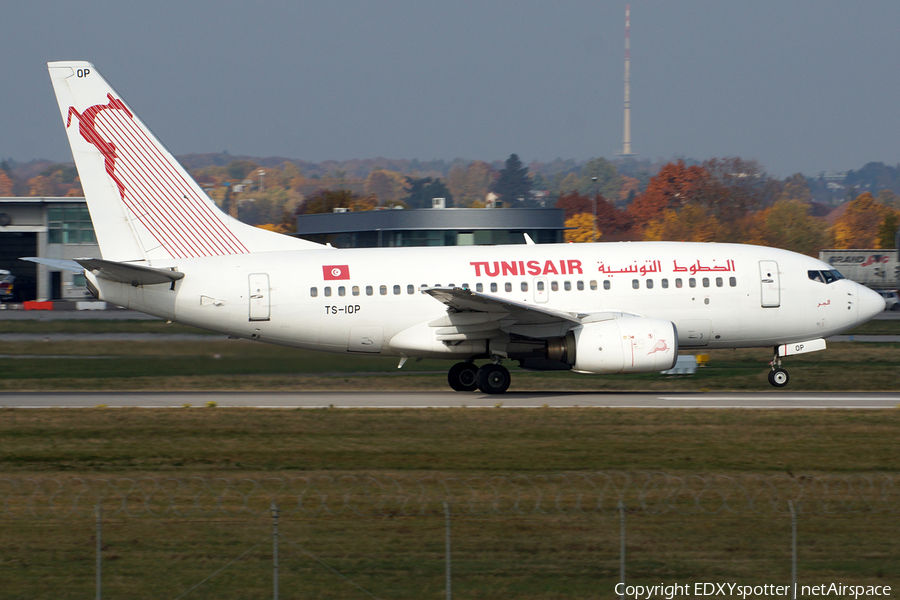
[1,409,898,598]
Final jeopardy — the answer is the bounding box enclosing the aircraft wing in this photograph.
[423,286,581,325]
[422,286,592,342]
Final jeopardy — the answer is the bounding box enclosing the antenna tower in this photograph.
[617,4,637,157]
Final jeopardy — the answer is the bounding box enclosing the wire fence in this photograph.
[2,472,897,519]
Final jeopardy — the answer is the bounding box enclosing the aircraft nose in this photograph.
[857,285,885,323]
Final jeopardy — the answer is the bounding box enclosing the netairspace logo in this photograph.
[614,582,892,599]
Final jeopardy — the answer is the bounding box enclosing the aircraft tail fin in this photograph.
[47,61,321,262]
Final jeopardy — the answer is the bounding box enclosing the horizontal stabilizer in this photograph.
[76,258,184,286]
[20,257,85,272]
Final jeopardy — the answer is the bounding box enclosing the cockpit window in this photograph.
[808,269,845,284]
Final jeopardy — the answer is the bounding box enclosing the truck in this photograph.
[818,249,899,290]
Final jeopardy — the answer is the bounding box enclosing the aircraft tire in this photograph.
[476,364,511,394]
[768,368,789,388]
[448,362,478,392]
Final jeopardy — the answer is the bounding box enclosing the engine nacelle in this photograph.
[571,317,678,374]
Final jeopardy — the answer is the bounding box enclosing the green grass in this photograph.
[2,338,898,391]
[1,409,898,598]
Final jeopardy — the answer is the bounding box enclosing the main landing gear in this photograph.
[448,361,511,394]
[768,352,790,388]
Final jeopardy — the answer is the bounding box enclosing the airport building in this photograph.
[0,197,98,302]
[295,206,565,248]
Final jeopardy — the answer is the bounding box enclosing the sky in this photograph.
[2,0,899,177]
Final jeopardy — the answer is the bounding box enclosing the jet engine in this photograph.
[545,317,678,374]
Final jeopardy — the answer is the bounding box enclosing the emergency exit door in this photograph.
[249,273,270,321]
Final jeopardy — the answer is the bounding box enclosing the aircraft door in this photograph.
[759,260,781,308]
[534,277,548,303]
[248,273,271,321]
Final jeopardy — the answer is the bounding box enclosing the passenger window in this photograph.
[408,284,415,294]
[521,281,528,292]
[577,281,584,291]
[338,286,346,297]
[352,286,360,296]
[462,283,469,290]
[393,285,401,295]
[729,277,737,287]
[632,279,639,289]
[689,278,696,288]
[490,282,498,293]
[661,278,669,289]
[505,282,512,292]
[551,281,559,292]
[366,285,373,296]
[603,280,611,290]
[324,287,332,297]
[590,280,598,291]
[310,287,318,297]
[702,278,709,288]
[564,281,572,291]
[380,285,387,295]
[676,278,683,288]
[716,277,723,288]
[537,281,545,291]
[476,283,483,292]
[646,279,654,289]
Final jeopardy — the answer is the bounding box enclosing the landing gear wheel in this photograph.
[475,364,511,394]
[448,362,478,392]
[768,368,789,388]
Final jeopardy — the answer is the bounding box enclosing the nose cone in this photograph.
[857,285,886,323]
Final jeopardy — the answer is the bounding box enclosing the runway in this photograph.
[2,391,898,409]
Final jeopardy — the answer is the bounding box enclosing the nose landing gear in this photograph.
[768,352,790,388]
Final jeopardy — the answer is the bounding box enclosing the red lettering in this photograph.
[518,261,526,275]
[470,261,487,276]
[543,260,559,275]
[527,260,541,275]
[567,259,583,275]
[485,261,500,277]
[501,261,518,276]
[560,260,567,275]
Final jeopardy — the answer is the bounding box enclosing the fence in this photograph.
[1,473,897,599]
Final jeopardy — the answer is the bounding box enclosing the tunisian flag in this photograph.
[323,265,350,280]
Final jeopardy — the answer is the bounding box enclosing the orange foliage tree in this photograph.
[831,192,895,249]
[627,160,711,227]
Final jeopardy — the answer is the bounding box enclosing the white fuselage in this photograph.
[90,241,883,360]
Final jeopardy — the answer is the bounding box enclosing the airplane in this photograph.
[31,61,885,394]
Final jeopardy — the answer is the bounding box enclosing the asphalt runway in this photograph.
[2,391,898,409]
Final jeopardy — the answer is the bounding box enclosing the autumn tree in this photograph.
[742,200,830,256]
[364,169,409,204]
[564,213,600,243]
[877,211,899,249]
[642,203,724,243]
[299,189,379,215]
[493,154,531,205]
[831,192,892,249]
[627,160,711,226]
[447,161,494,206]
[555,192,632,241]
[0,170,13,196]
[775,173,813,204]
